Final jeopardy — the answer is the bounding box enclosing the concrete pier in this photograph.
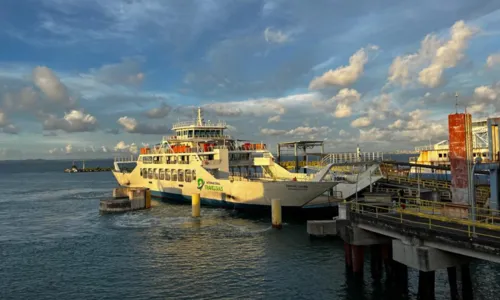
[99,187,151,213]
[307,220,337,237]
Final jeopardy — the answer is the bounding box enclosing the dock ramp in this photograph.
[304,164,384,208]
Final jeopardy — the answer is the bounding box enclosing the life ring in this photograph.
[204,160,209,165]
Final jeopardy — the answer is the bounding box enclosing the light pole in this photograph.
[471,156,482,232]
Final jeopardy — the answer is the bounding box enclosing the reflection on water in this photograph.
[0,166,499,299]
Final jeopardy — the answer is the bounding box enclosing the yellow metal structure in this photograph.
[271,199,282,229]
[192,193,201,217]
[384,174,490,207]
[351,199,500,240]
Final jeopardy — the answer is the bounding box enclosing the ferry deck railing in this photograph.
[172,120,227,128]
[144,144,268,155]
[321,152,384,166]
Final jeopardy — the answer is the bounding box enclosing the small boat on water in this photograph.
[112,108,338,210]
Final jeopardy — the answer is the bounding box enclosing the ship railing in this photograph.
[114,156,137,163]
[163,134,233,141]
[229,173,310,182]
[142,144,268,155]
[321,152,384,165]
[172,120,227,128]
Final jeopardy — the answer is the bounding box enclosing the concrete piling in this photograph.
[447,267,459,300]
[271,199,282,229]
[418,271,435,300]
[370,245,383,280]
[192,193,201,218]
[351,245,364,274]
[100,187,150,213]
[461,264,473,300]
[344,242,352,268]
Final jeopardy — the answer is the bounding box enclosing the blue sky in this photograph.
[1,0,500,159]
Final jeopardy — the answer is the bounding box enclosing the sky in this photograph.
[1,0,500,159]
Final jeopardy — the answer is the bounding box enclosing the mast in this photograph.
[197,107,204,126]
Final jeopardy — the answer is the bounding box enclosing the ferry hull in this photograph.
[112,171,336,209]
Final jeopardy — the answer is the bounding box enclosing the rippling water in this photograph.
[1,160,499,299]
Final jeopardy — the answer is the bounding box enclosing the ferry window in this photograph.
[165,168,170,180]
[438,153,442,158]
[142,169,147,179]
[154,168,158,179]
[185,170,191,182]
[192,170,196,180]
[444,153,447,157]
[473,153,477,157]
[483,153,487,157]
[172,169,178,181]
[178,169,184,182]
[148,168,153,179]
[188,130,193,138]
[159,168,165,180]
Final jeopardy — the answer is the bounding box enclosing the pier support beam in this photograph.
[351,245,364,274]
[192,193,201,218]
[392,239,469,272]
[370,245,383,280]
[271,199,282,229]
[461,264,473,300]
[447,267,459,300]
[418,271,435,300]
[344,242,352,268]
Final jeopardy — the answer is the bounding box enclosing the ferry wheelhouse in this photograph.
[112,108,337,209]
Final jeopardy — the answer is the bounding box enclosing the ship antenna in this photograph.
[197,107,204,126]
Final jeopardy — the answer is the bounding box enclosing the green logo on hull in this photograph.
[197,178,205,190]
[196,178,223,192]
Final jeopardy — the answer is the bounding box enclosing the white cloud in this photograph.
[418,21,477,88]
[474,85,498,101]
[351,116,371,128]
[487,53,500,68]
[319,88,361,118]
[260,128,287,136]
[286,126,330,137]
[264,27,290,44]
[0,109,20,134]
[261,125,330,138]
[204,93,320,117]
[114,141,138,154]
[388,119,405,129]
[268,115,281,123]
[309,45,377,89]
[32,66,74,105]
[388,35,441,86]
[388,20,477,88]
[146,103,171,118]
[90,58,145,86]
[339,129,349,137]
[117,116,169,134]
[42,110,98,133]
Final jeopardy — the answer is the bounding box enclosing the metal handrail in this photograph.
[350,201,500,240]
[351,200,500,239]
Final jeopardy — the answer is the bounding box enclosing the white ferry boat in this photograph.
[112,108,338,210]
